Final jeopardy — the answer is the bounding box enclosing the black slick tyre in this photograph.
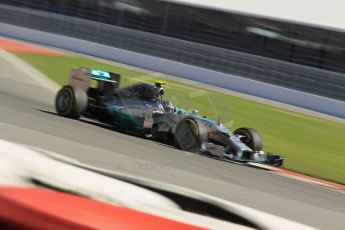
[55,85,88,119]
[174,118,207,152]
[234,127,263,151]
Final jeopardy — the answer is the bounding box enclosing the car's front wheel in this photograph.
[234,127,263,151]
[174,118,207,152]
[55,85,88,119]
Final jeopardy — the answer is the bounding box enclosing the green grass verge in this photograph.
[14,52,345,184]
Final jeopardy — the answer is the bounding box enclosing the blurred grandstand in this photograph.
[1,0,345,101]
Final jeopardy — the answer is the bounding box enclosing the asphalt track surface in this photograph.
[1,53,345,230]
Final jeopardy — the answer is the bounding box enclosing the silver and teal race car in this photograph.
[55,67,284,166]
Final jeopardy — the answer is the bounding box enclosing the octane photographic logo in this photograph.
[115,161,172,171]
[183,151,194,157]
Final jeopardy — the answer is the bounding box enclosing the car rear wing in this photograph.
[69,67,121,92]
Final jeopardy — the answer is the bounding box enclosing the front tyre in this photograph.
[234,127,263,151]
[174,118,207,152]
[55,85,88,119]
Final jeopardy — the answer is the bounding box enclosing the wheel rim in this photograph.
[57,90,71,112]
[175,119,198,150]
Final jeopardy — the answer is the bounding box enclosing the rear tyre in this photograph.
[55,85,88,119]
[234,127,263,151]
[174,118,207,152]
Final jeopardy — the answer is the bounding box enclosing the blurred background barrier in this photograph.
[0,1,345,117]
[2,23,345,119]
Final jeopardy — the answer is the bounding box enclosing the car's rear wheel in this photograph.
[55,85,88,119]
[234,127,263,151]
[174,118,207,152]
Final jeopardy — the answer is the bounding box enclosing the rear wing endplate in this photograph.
[69,67,121,91]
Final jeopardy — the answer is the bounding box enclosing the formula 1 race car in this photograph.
[55,67,284,166]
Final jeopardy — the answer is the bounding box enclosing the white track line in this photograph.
[0,49,59,92]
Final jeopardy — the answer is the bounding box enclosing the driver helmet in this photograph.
[154,81,165,99]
